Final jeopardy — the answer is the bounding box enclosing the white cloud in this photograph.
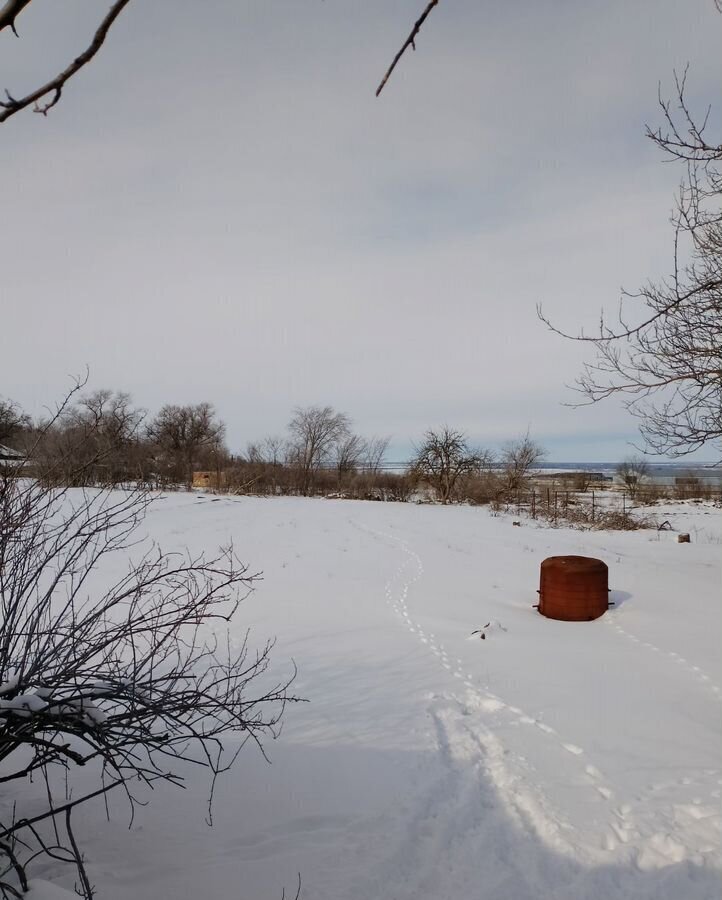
[0,0,719,460]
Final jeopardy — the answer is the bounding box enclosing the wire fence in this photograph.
[491,486,721,529]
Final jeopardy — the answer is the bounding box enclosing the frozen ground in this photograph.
[24,493,722,900]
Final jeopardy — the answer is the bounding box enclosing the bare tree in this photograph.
[6,377,115,488]
[241,436,286,496]
[0,397,30,447]
[244,441,265,465]
[410,426,492,504]
[540,67,722,457]
[286,406,351,495]
[500,431,546,492]
[334,433,366,487]
[0,464,294,896]
[245,436,285,467]
[616,456,650,499]
[69,389,144,439]
[147,403,226,486]
[262,435,285,467]
[363,436,391,476]
[60,389,147,485]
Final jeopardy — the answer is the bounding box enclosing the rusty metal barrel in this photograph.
[537,556,609,621]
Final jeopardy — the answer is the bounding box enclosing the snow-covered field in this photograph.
[27,493,722,899]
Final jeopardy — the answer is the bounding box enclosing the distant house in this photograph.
[0,444,24,462]
[0,444,28,473]
[535,471,610,483]
[192,470,229,491]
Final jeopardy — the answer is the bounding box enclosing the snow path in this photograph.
[7,493,719,899]
[353,515,721,875]
[354,521,616,857]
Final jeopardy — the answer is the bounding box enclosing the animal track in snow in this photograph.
[354,519,619,827]
[604,613,721,701]
[562,743,584,756]
[358,526,720,868]
[354,517,720,865]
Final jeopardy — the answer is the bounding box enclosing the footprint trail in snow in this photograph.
[355,518,722,870]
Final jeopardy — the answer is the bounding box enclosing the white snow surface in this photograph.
[14,493,722,899]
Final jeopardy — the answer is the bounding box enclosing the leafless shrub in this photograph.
[464,471,505,506]
[0,469,295,896]
[591,507,653,530]
[535,496,652,530]
[672,473,719,500]
[635,483,669,504]
[570,471,594,492]
[616,456,650,499]
[352,470,413,502]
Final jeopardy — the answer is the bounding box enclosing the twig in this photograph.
[281,873,302,900]
[0,841,27,893]
[376,0,440,97]
[65,810,94,900]
[0,0,32,36]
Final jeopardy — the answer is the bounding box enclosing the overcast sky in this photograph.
[1,1,719,461]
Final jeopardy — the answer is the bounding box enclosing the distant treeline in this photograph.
[0,389,543,502]
[1,389,717,505]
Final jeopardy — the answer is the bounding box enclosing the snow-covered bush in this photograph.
[0,473,294,898]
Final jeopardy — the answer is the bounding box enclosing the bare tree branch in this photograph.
[376,0,440,97]
[0,0,32,36]
[0,0,132,124]
[64,810,94,900]
[0,841,27,894]
[539,68,722,456]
